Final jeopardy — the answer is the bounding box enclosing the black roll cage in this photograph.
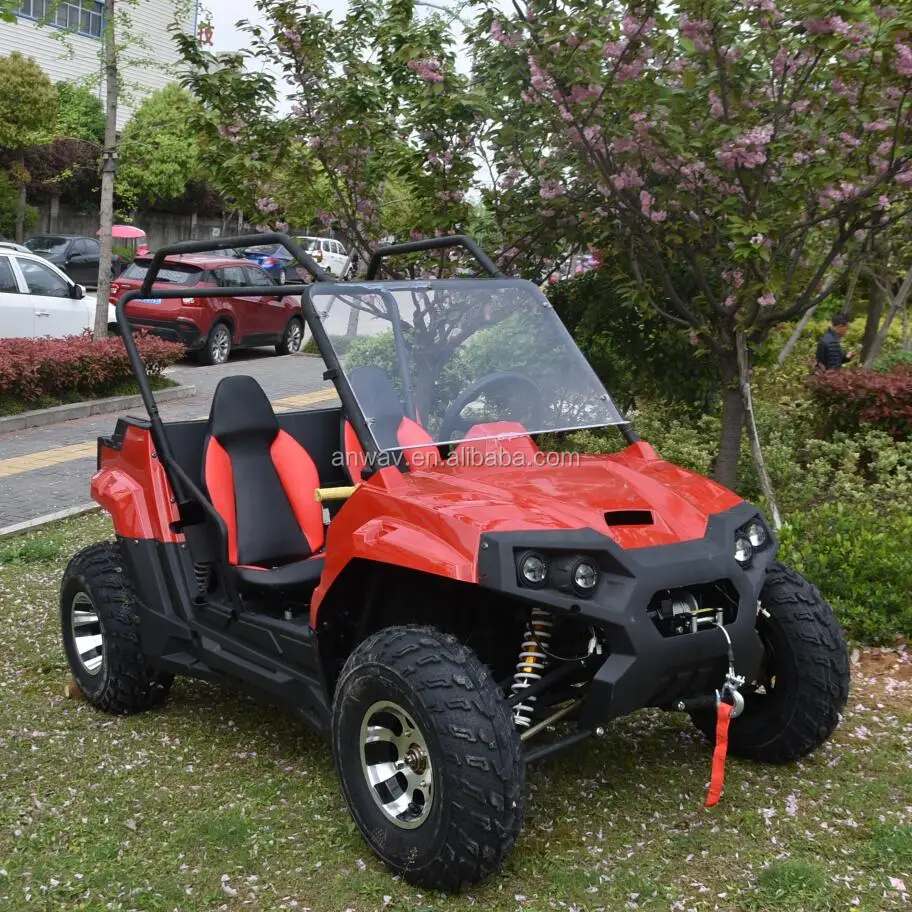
[114,231,638,529]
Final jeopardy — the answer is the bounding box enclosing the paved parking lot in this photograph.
[0,349,335,530]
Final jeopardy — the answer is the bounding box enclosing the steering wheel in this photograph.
[438,372,546,441]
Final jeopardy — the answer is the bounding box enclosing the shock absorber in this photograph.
[511,607,553,728]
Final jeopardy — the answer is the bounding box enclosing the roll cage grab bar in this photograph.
[115,232,639,527]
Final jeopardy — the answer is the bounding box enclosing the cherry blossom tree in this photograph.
[174,0,482,262]
[472,1,912,508]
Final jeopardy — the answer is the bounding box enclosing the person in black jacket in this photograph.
[815,313,854,371]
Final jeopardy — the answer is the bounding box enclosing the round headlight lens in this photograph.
[518,551,548,587]
[745,520,767,548]
[734,536,753,565]
[571,559,599,594]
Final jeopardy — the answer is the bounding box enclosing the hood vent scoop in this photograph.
[604,510,653,527]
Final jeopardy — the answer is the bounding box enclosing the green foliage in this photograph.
[116,84,202,210]
[52,82,105,143]
[873,349,912,373]
[0,52,57,149]
[778,502,912,645]
[0,172,37,236]
[547,268,717,411]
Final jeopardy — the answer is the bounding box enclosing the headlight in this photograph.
[517,551,548,588]
[745,520,767,548]
[734,536,753,565]
[570,558,599,596]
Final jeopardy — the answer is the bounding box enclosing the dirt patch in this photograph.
[853,645,911,707]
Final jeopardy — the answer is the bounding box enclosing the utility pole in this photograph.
[94,0,118,340]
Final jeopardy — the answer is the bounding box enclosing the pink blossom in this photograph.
[602,39,628,60]
[407,57,444,83]
[877,138,894,157]
[650,210,667,222]
[772,48,790,77]
[724,268,745,288]
[275,220,289,232]
[490,20,519,48]
[716,124,774,170]
[895,42,912,76]
[896,168,912,185]
[256,197,279,213]
[639,190,654,216]
[863,118,892,132]
[709,91,724,118]
[622,15,655,38]
[878,194,891,209]
[282,27,302,50]
[539,179,564,200]
[843,48,863,63]
[724,295,736,309]
[840,132,862,149]
[610,166,644,190]
[758,292,776,308]
[803,19,832,34]
[617,60,644,82]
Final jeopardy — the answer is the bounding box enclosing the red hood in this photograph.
[385,445,742,548]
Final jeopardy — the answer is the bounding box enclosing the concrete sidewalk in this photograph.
[0,350,335,530]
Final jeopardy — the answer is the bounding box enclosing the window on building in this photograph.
[18,0,104,40]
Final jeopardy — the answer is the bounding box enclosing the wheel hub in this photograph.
[70,591,104,676]
[359,700,434,830]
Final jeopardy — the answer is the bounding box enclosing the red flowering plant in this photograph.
[472,1,912,501]
[0,332,184,404]
[808,362,912,440]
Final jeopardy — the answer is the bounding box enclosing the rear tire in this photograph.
[332,626,524,892]
[199,321,232,365]
[60,543,173,714]
[690,562,849,763]
[275,317,303,356]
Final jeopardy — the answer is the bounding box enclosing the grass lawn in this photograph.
[0,377,177,418]
[0,513,909,912]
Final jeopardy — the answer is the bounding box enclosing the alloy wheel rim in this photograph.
[287,322,303,351]
[359,700,434,829]
[71,591,104,676]
[211,327,230,363]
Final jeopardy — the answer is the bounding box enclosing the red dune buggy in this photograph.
[60,233,849,892]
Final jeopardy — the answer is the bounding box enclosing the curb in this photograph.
[0,502,101,539]
[0,384,196,434]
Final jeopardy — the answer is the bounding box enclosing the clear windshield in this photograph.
[309,279,625,451]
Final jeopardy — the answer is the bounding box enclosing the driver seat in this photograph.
[202,375,325,594]
[342,366,440,480]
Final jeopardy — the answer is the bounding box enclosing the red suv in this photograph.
[110,255,305,364]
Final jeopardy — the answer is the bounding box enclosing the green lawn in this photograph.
[0,514,909,911]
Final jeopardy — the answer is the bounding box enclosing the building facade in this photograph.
[0,0,199,128]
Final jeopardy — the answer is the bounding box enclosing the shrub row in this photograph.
[0,332,184,402]
[807,364,912,441]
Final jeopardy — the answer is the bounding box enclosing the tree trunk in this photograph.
[777,305,817,366]
[736,331,782,529]
[14,151,27,242]
[843,263,861,318]
[15,183,26,242]
[862,263,912,369]
[860,272,884,365]
[190,209,198,239]
[713,350,743,491]
[93,0,118,341]
[49,193,60,233]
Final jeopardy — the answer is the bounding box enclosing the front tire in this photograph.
[60,543,173,714]
[275,317,303,355]
[332,626,525,892]
[691,562,849,763]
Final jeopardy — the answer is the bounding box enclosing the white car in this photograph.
[296,236,352,278]
[0,249,113,339]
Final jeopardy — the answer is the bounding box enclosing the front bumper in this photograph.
[477,502,775,726]
[125,318,203,350]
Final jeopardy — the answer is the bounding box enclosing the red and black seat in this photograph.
[203,375,325,593]
[342,366,439,480]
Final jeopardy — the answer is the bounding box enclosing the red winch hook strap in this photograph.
[705,700,734,808]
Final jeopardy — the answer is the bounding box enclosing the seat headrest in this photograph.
[348,366,406,426]
[208,375,278,444]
